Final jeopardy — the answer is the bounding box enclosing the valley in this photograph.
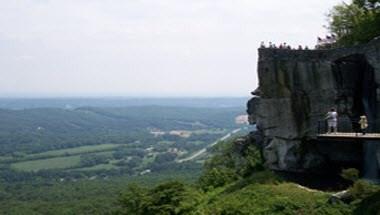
[0,102,248,183]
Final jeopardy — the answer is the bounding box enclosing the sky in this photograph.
[0,0,343,97]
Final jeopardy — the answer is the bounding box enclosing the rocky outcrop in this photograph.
[248,37,380,174]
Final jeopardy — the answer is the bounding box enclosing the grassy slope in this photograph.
[194,182,352,215]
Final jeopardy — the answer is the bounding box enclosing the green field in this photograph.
[72,163,119,171]
[0,156,13,162]
[89,151,115,157]
[11,155,82,171]
[27,144,122,159]
[11,149,120,172]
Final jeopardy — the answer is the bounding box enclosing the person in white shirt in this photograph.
[325,108,338,133]
[359,115,368,135]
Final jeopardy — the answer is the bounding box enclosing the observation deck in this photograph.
[317,132,380,140]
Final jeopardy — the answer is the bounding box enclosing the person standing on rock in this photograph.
[325,108,338,133]
[359,115,368,135]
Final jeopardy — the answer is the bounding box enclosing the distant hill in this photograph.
[0,106,244,155]
[0,97,248,109]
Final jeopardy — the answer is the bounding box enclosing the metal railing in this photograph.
[317,117,371,134]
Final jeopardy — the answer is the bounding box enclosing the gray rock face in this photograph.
[248,38,380,173]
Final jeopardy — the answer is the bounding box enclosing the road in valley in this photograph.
[176,128,242,163]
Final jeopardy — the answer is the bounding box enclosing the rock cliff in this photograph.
[247,37,380,175]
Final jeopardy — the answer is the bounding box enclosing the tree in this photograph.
[119,184,150,215]
[119,181,202,215]
[353,0,380,9]
[198,137,263,191]
[154,153,177,164]
[198,167,238,191]
[327,0,380,46]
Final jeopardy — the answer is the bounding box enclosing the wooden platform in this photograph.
[317,132,380,140]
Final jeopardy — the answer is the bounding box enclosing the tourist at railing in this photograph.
[317,115,372,135]
[325,108,338,133]
[359,115,369,135]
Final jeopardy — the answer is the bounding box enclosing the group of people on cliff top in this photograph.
[316,35,336,49]
[260,42,309,50]
[325,108,368,135]
[260,35,336,50]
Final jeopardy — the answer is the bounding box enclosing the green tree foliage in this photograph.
[353,0,380,9]
[198,167,238,191]
[118,181,202,215]
[198,137,264,191]
[328,0,380,46]
[154,152,177,164]
[119,184,149,214]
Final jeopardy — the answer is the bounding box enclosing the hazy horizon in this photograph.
[0,93,251,99]
[1,0,342,97]
[0,97,249,110]
[0,95,249,99]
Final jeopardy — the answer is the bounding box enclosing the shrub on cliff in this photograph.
[354,190,380,214]
[349,180,380,200]
[195,183,352,215]
[340,168,380,213]
[341,168,360,182]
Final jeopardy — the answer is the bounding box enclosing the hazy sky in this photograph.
[0,0,343,97]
